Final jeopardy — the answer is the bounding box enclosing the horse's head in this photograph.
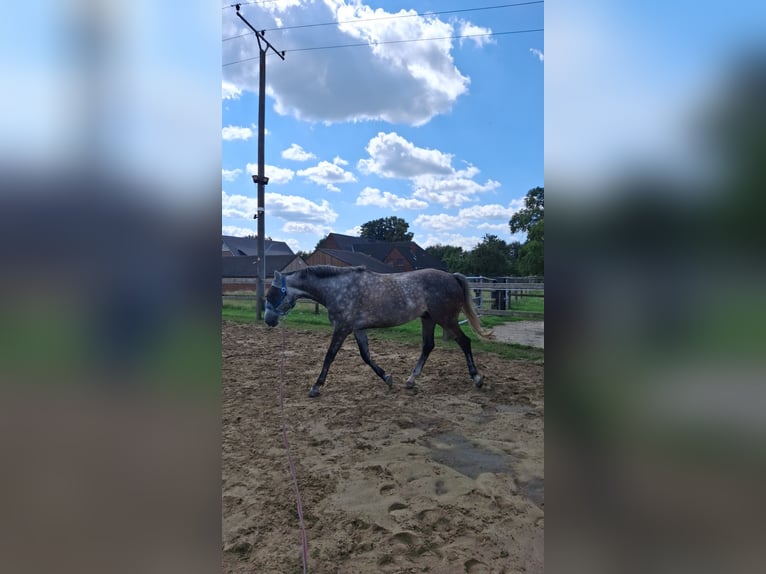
[264,270,297,327]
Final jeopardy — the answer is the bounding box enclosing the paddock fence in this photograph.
[464,276,543,319]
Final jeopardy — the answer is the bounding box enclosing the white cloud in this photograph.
[282,222,334,236]
[266,192,338,224]
[222,125,253,141]
[414,213,461,232]
[357,132,500,207]
[412,176,501,208]
[476,222,510,232]
[281,143,317,162]
[222,190,337,224]
[222,80,241,100]
[345,225,363,236]
[416,200,524,231]
[356,187,428,210]
[420,233,483,251]
[454,163,481,179]
[458,21,496,48]
[222,190,256,219]
[261,0,303,12]
[458,201,523,220]
[246,163,295,184]
[222,168,242,182]
[358,132,453,178]
[297,159,356,191]
[530,48,544,62]
[222,1,481,125]
[222,224,257,237]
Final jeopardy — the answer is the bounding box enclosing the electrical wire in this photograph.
[222,27,542,67]
[223,1,543,42]
[223,0,286,9]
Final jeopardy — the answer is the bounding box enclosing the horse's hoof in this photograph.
[308,387,321,398]
[473,375,484,388]
[384,374,393,387]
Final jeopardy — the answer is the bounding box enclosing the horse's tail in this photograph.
[453,273,493,340]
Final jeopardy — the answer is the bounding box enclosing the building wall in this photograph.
[222,278,257,293]
[383,247,412,271]
[282,256,308,273]
[305,251,346,267]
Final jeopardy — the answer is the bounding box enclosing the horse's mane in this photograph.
[301,265,366,279]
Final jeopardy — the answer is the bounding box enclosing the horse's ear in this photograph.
[274,270,282,283]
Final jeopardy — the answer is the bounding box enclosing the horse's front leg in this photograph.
[354,329,393,388]
[309,328,350,397]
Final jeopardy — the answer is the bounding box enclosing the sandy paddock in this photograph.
[222,321,544,573]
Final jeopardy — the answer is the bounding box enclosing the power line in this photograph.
[223,1,544,42]
[223,1,285,9]
[222,28,542,67]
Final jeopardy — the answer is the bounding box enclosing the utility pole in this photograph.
[235,4,285,320]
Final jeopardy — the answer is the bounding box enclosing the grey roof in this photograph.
[222,235,294,257]
[222,254,297,278]
[316,249,397,273]
[324,233,378,251]
[355,241,447,271]
[321,233,446,270]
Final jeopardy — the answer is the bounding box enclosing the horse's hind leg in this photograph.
[310,328,350,397]
[406,316,436,389]
[354,329,393,388]
[443,319,484,388]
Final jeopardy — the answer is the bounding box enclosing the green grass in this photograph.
[473,289,544,314]
[223,297,544,362]
[506,293,544,314]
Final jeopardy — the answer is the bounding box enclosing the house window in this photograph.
[394,258,404,268]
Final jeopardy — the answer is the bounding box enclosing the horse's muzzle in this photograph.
[264,310,280,327]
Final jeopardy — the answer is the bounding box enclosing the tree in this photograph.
[426,244,468,273]
[510,186,544,276]
[518,220,543,275]
[359,216,414,242]
[465,234,514,277]
[509,186,544,235]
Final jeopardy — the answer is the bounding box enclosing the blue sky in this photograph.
[221,0,543,253]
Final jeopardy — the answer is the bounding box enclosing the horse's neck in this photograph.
[291,274,328,305]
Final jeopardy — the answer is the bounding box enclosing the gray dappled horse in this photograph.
[264,265,491,397]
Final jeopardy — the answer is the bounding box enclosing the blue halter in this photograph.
[266,275,294,316]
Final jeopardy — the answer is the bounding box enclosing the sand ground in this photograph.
[222,321,544,573]
[490,321,544,348]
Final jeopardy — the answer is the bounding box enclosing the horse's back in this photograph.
[392,268,465,312]
[405,268,462,292]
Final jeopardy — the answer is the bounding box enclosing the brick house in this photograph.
[308,233,446,272]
